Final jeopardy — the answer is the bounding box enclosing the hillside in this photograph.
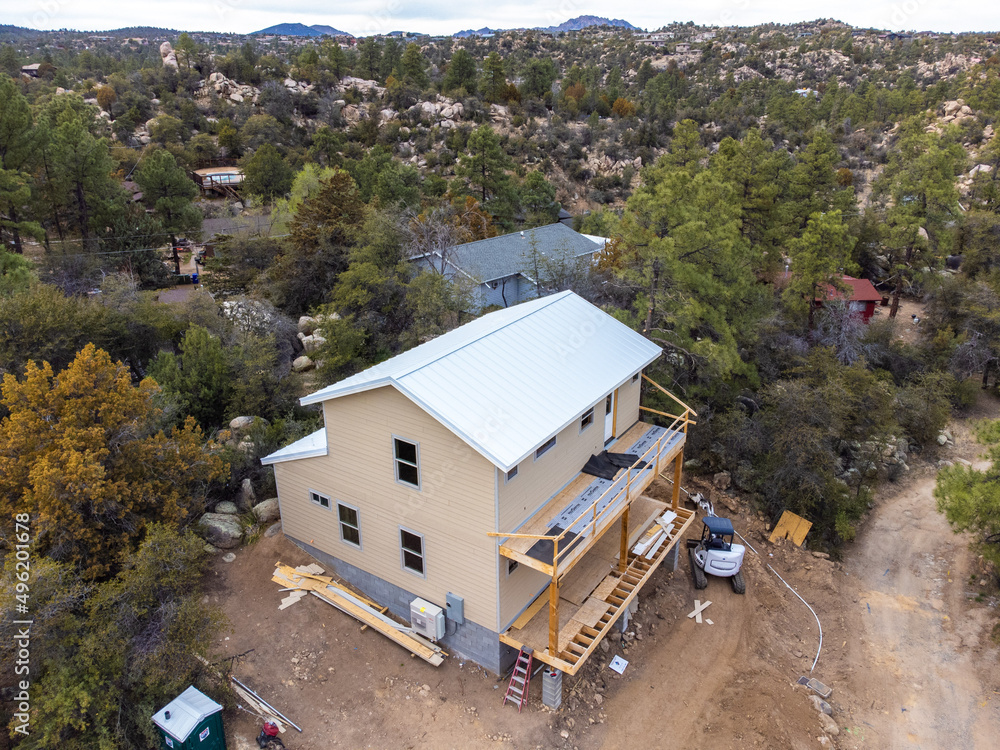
[543,15,638,32]
[251,22,327,36]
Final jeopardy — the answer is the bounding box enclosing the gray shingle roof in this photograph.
[445,223,600,284]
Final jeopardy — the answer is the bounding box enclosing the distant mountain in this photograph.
[309,24,351,36]
[454,16,637,38]
[543,16,638,33]
[453,27,500,38]
[252,23,322,36]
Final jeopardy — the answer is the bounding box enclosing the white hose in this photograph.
[683,482,824,672]
[767,563,823,673]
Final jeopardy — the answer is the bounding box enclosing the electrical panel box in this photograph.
[410,598,445,641]
[446,592,464,625]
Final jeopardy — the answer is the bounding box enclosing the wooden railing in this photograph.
[491,404,696,579]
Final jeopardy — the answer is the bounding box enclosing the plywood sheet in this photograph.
[575,597,612,628]
[769,510,812,546]
[591,575,621,602]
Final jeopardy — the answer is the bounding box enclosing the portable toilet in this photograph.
[152,686,226,750]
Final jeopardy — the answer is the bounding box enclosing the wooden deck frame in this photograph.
[491,375,696,672]
[499,505,696,675]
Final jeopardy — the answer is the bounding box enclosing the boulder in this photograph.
[215,500,239,515]
[937,432,949,446]
[809,694,833,715]
[253,498,280,523]
[265,521,283,538]
[292,355,315,372]
[230,416,255,431]
[230,92,244,103]
[713,471,731,490]
[943,100,962,116]
[240,477,256,507]
[818,713,840,736]
[302,334,327,354]
[198,513,243,549]
[298,315,319,334]
[160,41,178,69]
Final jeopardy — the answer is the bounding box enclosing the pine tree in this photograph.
[398,42,428,88]
[482,51,507,104]
[135,149,201,273]
[457,124,511,203]
[442,48,477,95]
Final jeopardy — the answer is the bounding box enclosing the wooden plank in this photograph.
[575,597,612,628]
[768,510,813,546]
[309,590,444,666]
[511,590,549,631]
[591,575,620,602]
[548,579,559,656]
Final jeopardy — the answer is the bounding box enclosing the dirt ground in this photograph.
[207,392,1000,750]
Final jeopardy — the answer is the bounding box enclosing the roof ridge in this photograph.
[393,291,575,381]
[451,222,565,251]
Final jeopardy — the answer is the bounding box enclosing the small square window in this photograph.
[507,558,519,576]
[535,436,556,460]
[394,437,420,488]
[633,372,640,383]
[581,407,595,431]
[310,491,331,509]
[506,465,518,482]
[337,502,361,548]
[400,528,425,576]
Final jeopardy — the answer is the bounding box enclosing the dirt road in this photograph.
[840,414,1000,748]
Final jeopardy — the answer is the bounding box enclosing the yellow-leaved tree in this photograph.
[0,343,227,579]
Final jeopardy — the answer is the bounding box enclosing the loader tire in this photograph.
[731,570,746,595]
[690,547,708,589]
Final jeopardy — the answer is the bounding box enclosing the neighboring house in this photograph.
[261,291,696,676]
[20,63,41,77]
[822,275,882,322]
[411,223,603,309]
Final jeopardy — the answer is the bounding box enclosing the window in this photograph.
[507,558,519,576]
[633,372,640,383]
[400,528,425,576]
[535,436,556,460]
[580,407,595,431]
[337,502,361,548]
[310,490,331,510]
[505,465,519,483]
[393,437,420,488]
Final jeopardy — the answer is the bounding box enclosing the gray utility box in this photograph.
[152,686,227,750]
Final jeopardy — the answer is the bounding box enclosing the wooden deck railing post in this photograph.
[549,537,560,656]
[672,453,683,511]
[619,506,630,573]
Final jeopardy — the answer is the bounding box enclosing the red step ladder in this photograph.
[502,647,534,712]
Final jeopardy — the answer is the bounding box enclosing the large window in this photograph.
[310,490,331,510]
[337,502,361,548]
[400,528,425,576]
[393,437,420,488]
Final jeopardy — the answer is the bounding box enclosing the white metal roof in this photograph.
[151,686,222,742]
[260,428,328,465]
[299,291,661,472]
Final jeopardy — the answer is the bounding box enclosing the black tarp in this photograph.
[581,451,645,480]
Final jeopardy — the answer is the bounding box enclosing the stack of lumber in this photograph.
[631,510,679,560]
[272,562,446,667]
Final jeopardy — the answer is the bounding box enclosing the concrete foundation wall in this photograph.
[290,536,517,674]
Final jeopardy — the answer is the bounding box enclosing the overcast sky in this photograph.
[14,0,1000,36]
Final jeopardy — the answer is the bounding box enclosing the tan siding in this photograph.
[495,371,644,628]
[273,386,498,630]
[616,370,642,433]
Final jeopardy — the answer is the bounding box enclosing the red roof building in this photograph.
[821,275,882,322]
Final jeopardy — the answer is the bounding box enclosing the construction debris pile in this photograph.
[272,562,446,667]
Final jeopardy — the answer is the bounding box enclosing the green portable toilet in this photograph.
[152,686,226,750]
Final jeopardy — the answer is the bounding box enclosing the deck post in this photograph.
[619,506,630,573]
[548,576,559,656]
[672,453,683,511]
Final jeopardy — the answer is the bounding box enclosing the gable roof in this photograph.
[299,291,661,472]
[436,223,601,285]
[260,428,327,465]
[833,275,881,303]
